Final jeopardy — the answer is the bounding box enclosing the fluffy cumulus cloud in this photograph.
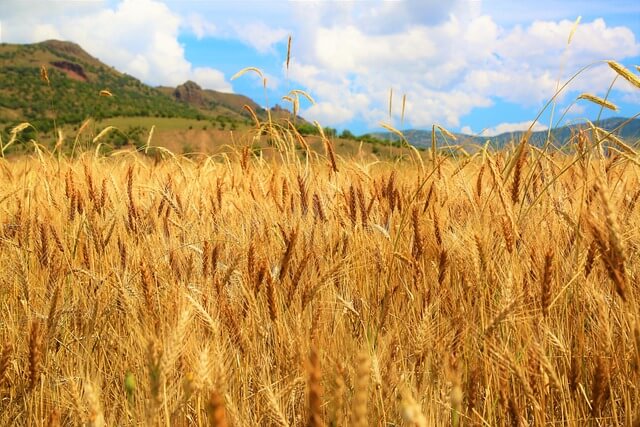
[231,21,289,54]
[191,68,229,92]
[287,9,639,129]
[0,0,232,91]
[304,102,357,126]
[184,13,217,40]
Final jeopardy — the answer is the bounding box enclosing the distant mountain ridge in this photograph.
[371,116,640,148]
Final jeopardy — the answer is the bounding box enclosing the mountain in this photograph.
[0,40,202,130]
[0,40,297,134]
[371,117,640,149]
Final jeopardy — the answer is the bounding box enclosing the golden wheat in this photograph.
[0,125,638,426]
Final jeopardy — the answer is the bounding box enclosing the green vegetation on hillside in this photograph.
[0,42,202,136]
[0,41,316,149]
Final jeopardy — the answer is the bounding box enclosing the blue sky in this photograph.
[1,0,639,135]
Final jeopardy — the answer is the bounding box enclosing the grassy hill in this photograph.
[0,40,301,138]
[0,40,203,130]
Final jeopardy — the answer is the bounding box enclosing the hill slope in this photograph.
[0,40,296,133]
[157,81,261,121]
[157,81,306,124]
[0,40,204,130]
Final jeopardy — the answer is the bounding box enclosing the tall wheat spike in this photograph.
[0,79,639,425]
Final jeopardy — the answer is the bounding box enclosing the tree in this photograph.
[323,127,337,138]
[340,129,355,140]
[296,123,318,136]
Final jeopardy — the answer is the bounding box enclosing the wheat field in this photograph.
[0,120,639,427]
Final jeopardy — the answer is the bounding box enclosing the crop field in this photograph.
[0,111,639,427]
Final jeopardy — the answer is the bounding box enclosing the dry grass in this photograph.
[0,123,639,427]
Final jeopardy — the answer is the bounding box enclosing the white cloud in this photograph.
[232,21,288,54]
[460,126,474,135]
[282,9,639,128]
[290,0,464,36]
[314,25,446,74]
[32,24,62,41]
[480,120,548,137]
[463,69,558,105]
[285,15,502,127]
[621,91,640,105]
[192,68,232,92]
[562,103,586,117]
[184,13,217,39]
[304,102,356,126]
[495,19,639,90]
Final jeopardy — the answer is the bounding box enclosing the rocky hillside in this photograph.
[0,40,202,131]
[0,40,301,135]
[157,80,305,124]
[156,80,264,123]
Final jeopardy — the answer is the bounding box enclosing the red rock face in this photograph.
[173,81,206,107]
[51,60,88,81]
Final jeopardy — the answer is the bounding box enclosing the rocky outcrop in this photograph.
[173,81,206,107]
[51,60,88,81]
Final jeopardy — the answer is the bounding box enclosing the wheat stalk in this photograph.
[307,346,324,427]
[28,319,43,391]
[577,93,618,111]
[608,60,640,89]
[350,351,370,427]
